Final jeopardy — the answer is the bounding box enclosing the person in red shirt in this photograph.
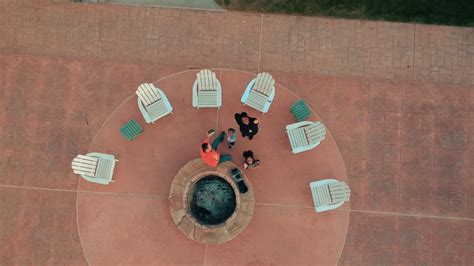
[200,130,232,167]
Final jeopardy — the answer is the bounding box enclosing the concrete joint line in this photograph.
[257,14,264,71]
[350,209,474,221]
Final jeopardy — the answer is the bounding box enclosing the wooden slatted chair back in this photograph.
[136,83,162,106]
[71,154,98,177]
[197,69,217,91]
[304,122,326,145]
[253,72,275,96]
[329,182,351,203]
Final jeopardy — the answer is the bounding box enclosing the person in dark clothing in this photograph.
[243,150,260,170]
[234,112,259,140]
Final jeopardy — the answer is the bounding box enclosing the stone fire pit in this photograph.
[168,159,255,244]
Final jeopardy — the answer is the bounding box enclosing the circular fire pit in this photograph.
[169,159,255,244]
[188,175,236,226]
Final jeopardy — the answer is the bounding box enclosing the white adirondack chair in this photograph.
[286,121,326,154]
[241,72,275,113]
[192,69,222,109]
[71,153,118,185]
[136,83,173,124]
[310,179,350,212]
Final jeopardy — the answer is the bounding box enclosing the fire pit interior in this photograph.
[169,159,254,244]
[188,175,236,226]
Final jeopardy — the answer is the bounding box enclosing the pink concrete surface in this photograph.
[76,69,350,264]
[206,205,348,265]
[2,54,473,265]
[77,193,206,264]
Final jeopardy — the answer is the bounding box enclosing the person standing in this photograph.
[200,129,232,167]
[226,128,237,149]
[234,112,259,140]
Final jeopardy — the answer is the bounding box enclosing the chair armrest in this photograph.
[241,78,256,103]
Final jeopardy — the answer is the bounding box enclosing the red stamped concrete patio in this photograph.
[0,0,473,265]
[77,69,349,264]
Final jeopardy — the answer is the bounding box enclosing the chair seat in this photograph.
[198,91,218,102]
[246,91,268,112]
[287,127,309,150]
[96,157,114,181]
[313,184,332,207]
[146,100,170,120]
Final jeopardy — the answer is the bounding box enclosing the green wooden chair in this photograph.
[290,99,311,122]
[120,119,143,141]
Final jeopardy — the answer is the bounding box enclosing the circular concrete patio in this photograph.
[76,69,350,264]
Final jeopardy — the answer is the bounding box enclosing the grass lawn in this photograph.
[217,0,474,26]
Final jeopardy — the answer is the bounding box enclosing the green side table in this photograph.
[290,99,311,122]
[120,119,143,141]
